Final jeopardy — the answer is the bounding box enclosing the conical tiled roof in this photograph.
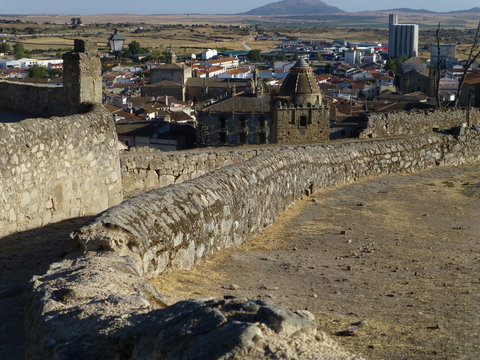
[278,58,321,105]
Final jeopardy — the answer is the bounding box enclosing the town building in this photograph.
[388,14,419,59]
[201,49,218,60]
[401,57,427,74]
[430,44,457,69]
[197,58,329,146]
[0,58,63,69]
[398,69,432,95]
[458,73,480,108]
[344,49,360,65]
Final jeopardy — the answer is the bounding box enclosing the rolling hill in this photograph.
[244,0,345,15]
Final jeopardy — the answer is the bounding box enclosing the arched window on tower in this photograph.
[300,115,308,127]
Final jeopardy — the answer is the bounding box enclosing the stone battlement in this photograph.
[0,105,123,237]
[0,40,101,117]
[26,129,480,359]
[360,107,479,138]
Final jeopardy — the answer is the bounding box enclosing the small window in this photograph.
[239,116,246,129]
[239,132,247,144]
[300,115,308,127]
[259,116,266,128]
[219,116,227,129]
[259,132,266,144]
[219,132,227,144]
[290,113,296,125]
[124,139,130,147]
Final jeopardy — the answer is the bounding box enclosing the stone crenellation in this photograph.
[360,108,479,139]
[0,40,101,117]
[26,128,480,359]
[0,105,123,237]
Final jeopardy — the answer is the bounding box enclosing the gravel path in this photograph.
[153,164,480,360]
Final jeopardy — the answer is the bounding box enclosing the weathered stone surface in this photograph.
[28,293,361,360]
[359,108,479,138]
[25,252,168,360]
[0,105,123,237]
[0,41,101,117]
[76,129,480,278]
[120,147,261,197]
[135,297,359,360]
[25,128,480,360]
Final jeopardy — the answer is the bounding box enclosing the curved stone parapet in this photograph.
[74,131,480,279]
[359,108,479,139]
[26,129,480,359]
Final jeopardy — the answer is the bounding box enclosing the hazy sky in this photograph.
[3,0,479,15]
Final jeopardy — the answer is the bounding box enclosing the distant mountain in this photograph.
[381,7,480,14]
[448,7,480,14]
[244,0,345,15]
[383,8,437,14]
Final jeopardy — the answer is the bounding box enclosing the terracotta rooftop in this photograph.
[464,74,480,86]
[206,57,237,64]
[225,68,250,75]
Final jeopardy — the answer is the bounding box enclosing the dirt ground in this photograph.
[0,217,88,360]
[152,164,480,360]
[1,164,478,359]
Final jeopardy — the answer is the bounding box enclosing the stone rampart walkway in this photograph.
[152,164,480,360]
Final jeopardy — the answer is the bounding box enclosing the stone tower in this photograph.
[166,49,177,64]
[272,58,329,144]
[62,40,102,114]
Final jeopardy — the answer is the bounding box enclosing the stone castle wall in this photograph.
[120,147,263,196]
[26,129,480,359]
[0,81,65,117]
[360,108,479,139]
[0,105,123,237]
[0,40,101,117]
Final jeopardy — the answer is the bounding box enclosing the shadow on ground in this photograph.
[0,217,90,360]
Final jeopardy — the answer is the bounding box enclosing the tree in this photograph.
[454,22,480,107]
[385,58,397,71]
[394,55,407,70]
[13,43,25,59]
[0,42,10,53]
[48,69,62,78]
[70,17,82,28]
[28,65,48,78]
[150,49,165,62]
[128,41,141,55]
[246,49,261,62]
[276,52,286,61]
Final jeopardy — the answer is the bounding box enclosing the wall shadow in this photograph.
[0,217,90,360]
